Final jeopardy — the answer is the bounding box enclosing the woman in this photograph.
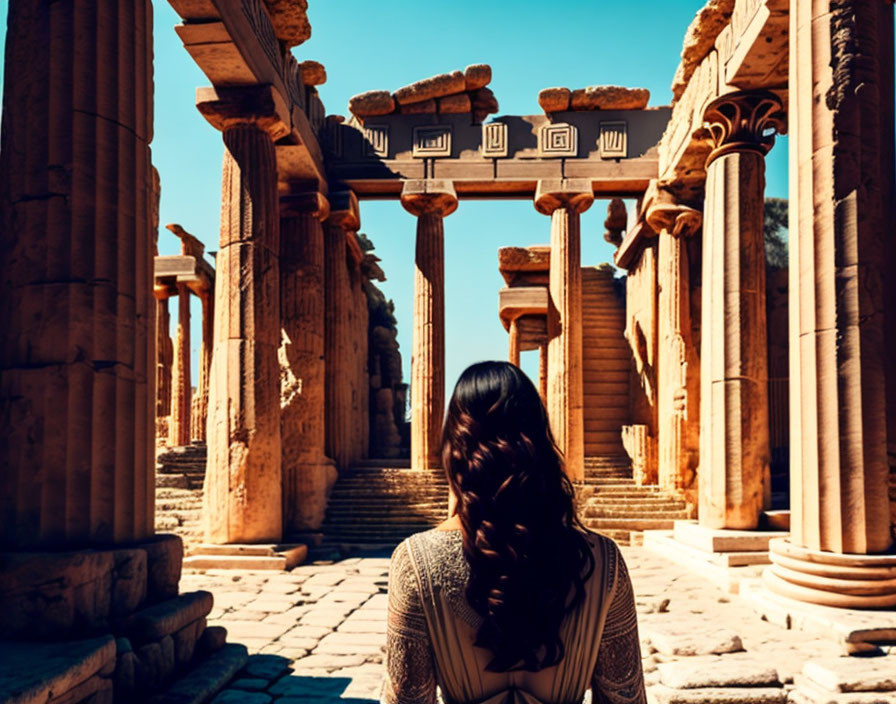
[383,361,646,704]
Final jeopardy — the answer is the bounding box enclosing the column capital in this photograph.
[703,90,785,166]
[400,180,458,217]
[534,179,594,216]
[326,190,360,231]
[280,189,329,221]
[646,192,702,238]
[196,84,291,141]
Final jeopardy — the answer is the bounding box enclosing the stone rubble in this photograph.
[538,85,650,113]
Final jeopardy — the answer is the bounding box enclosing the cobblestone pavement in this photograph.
[179,546,878,704]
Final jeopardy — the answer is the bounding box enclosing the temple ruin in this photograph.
[1,0,895,702]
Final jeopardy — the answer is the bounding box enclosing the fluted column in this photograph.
[324,191,360,470]
[647,196,702,500]
[280,189,332,531]
[535,180,593,482]
[169,284,192,446]
[191,289,213,443]
[538,343,548,403]
[508,318,521,367]
[156,296,173,419]
[764,0,896,609]
[0,0,155,548]
[200,99,283,543]
[401,181,458,471]
[698,92,783,530]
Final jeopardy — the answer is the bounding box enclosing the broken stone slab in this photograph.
[112,548,148,617]
[348,90,395,117]
[147,643,249,704]
[538,87,571,112]
[643,622,744,656]
[651,684,787,704]
[299,60,326,86]
[570,85,650,110]
[143,533,185,602]
[464,64,491,91]
[658,656,780,688]
[802,656,896,693]
[118,591,213,646]
[0,635,116,704]
[791,676,896,704]
[197,625,227,658]
[471,86,499,114]
[672,0,735,100]
[399,99,436,115]
[393,70,465,105]
[438,94,471,114]
[261,0,311,48]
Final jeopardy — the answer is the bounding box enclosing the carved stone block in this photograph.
[363,124,389,158]
[538,123,578,157]
[482,122,508,158]
[600,121,628,159]
[412,125,452,158]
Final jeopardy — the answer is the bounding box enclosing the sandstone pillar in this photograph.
[324,191,361,470]
[647,198,702,501]
[190,289,213,443]
[280,189,334,531]
[401,181,458,470]
[508,318,521,367]
[538,343,548,404]
[0,0,155,547]
[764,0,896,608]
[156,296,173,419]
[535,180,593,482]
[200,101,283,543]
[698,92,783,529]
[349,252,370,464]
[169,284,192,447]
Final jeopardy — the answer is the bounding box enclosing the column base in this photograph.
[764,538,896,609]
[183,543,307,571]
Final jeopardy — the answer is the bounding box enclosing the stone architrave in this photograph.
[324,191,361,471]
[191,290,214,443]
[534,179,594,482]
[202,108,283,544]
[698,90,784,530]
[0,0,155,547]
[400,181,458,470]
[763,0,896,610]
[280,189,334,531]
[647,195,702,502]
[169,284,192,447]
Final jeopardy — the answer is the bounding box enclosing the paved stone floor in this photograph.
[180,546,887,704]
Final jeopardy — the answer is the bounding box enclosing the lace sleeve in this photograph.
[592,546,647,704]
[382,539,437,704]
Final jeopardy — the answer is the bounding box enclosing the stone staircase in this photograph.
[321,459,450,545]
[578,455,690,546]
[155,444,207,552]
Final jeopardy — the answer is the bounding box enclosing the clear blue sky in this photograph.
[0,0,789,396]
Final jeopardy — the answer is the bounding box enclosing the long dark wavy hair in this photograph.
[441,361,595,673]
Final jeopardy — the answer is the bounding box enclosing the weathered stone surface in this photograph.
[398,98,436,115]
[464,64,491,90]
[570,85,650,110]
[538,87,571,112]
[299,60,326,86]
[147,643,248,704]
[0,636,115,704]
[671,0,735,100]
[803,657,896,693]
[212,691,273,704]
[470,87,499,119]
[142,534,184,602]
[172,618,204,668]
[242,654,290,680]
[393,70,465,105]
[111,549,148,618]
[659,657,780,688]
[198,626,228,657]
[644,622,744,656]
[652,684,786,704]
[261,0,310,47]
[119,591,214,645]
[348,90,395,117]
[438,93,471,114]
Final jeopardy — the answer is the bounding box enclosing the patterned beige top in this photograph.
[383,529,646,704]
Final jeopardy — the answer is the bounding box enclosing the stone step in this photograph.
[156,487,203,500]
[583,517,678,530]
[582,506,689,519]
[352,458,412,468]
[586,497,686,509]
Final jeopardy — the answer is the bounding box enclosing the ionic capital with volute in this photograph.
[534,179,594,216]
[400,180,458,217]
[196,84,292,141]
[646,195,702,238]
[702,90,785,166]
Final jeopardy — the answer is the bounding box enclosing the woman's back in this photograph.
[383,528,645,704]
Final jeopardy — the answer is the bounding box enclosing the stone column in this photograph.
[169,284,192,447]
[156,296,173,420]
[508,318,521,367]
[280,188,333,531]
[400,181,458,471]
[698,91,783,530]
[199,92,284,544]
[535,180,593,482]
[764,0,896,608]
[538,343,548,404]
[190,289,213,443]
[0,0,155,547]
[324,191,360,470]
[647,197,702,501]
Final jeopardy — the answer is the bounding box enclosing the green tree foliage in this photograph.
[764,198,788,269]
